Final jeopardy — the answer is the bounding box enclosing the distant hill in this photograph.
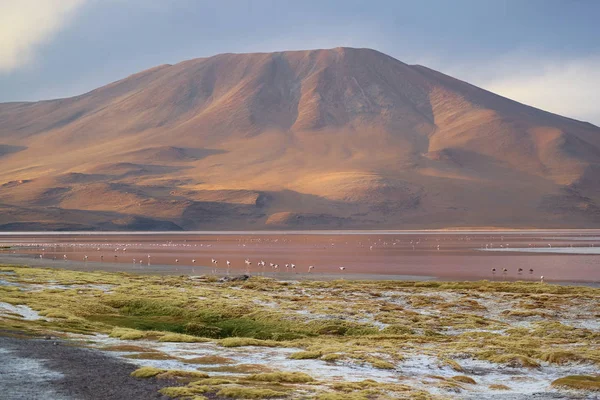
[1,47,599,230]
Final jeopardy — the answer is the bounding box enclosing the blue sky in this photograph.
[1,0,599,124]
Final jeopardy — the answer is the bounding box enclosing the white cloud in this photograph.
[424,52,600,126]
[481,56,600,126]
[0,0,86,73]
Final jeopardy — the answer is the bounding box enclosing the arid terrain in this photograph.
[1,48,600,230]
[1,265,599,399]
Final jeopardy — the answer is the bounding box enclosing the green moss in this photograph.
[288,350,322,360]
[381,324,414,335]
[216,387,287,399]
[489,384,511,390]
[109,327,147,340]
[367,358,395,370]
[321,353,343,362]
[220,337,279,347]
[439,358,464,372]
[159,386,208,398]
[158,333,210,343]
[551,375,600,391]
[3,265,599,400]
[540,351,583,365]
[485,354,540,368]
[156,371,210,380]
[247,372,314,383]
[130,366,164,378]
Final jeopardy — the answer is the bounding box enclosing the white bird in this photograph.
[540,275,545,283]
[308,265,314,273]
[192,259,196,263]
[175,259,179,263]
[339,266,346,271]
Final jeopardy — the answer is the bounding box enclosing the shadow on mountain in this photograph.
[0,144,27,158]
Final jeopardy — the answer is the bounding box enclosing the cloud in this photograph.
[0,0,86,73]
[481,56,600,126]
[427,52,600,126]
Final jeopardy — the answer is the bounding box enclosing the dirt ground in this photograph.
[0,332,225,400]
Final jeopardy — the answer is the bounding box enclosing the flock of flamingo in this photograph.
[2,234,598,282]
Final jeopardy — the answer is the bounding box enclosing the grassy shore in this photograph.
[1,265,599,399]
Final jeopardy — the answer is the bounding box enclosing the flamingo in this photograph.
[226,260,231,275]
[540,275,545,283]
[308,265,314,273]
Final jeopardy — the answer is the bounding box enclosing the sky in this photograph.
[1,0,599,125]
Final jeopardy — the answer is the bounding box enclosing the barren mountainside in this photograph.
[1,47,599,230]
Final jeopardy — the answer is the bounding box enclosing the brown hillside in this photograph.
[0,47,599,230]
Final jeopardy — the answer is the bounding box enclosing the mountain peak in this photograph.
[0,48,599,230]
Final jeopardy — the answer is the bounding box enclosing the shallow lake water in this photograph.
[0,230,599,283]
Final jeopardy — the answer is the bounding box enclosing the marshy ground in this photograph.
[0,265,599,399]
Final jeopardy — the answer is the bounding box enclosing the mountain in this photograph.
[1,47,599,230]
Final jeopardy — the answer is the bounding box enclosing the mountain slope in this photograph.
[1,47,599,230]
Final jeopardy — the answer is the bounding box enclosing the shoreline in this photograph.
[0,332,180,400]
[1,254,598,288]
